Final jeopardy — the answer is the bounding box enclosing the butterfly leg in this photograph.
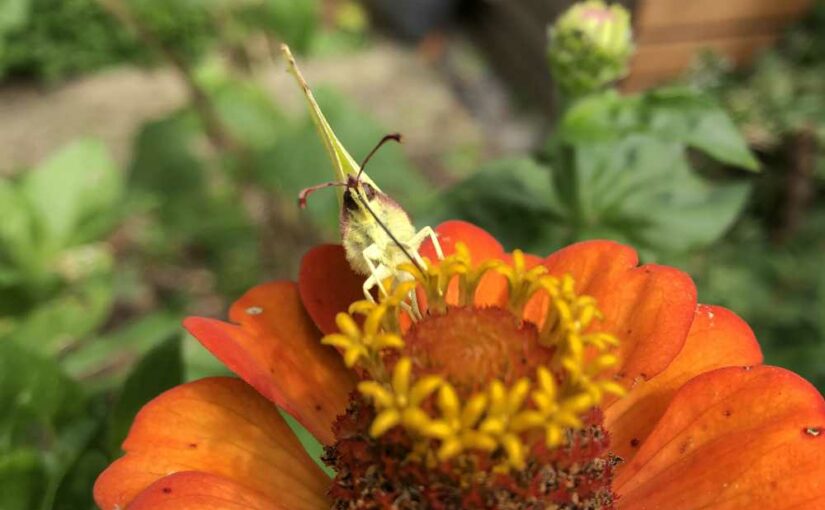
[408,226,444,266]
[362,244,391,302]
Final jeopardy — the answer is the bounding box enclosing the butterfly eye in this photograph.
[343,189,358,211]
[362,183,376,201]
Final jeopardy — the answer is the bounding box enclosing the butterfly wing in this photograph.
[281,44,380,203]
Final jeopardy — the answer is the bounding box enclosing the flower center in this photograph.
[405,306,552,391]
[321,245,624,508]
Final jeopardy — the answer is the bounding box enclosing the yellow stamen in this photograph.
[358,357,444,438]
[323,243,624,470]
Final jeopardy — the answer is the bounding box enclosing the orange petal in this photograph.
[543,240,697,385]
[299,244,364,335]
[128,472,280,510]
[605,304,763,462]
[94,378,329,510]
[615,365,825,510]
[427,222,508,306]
[420,220,505,263]
[184,281,355,445]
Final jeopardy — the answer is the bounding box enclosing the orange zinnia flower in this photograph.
[94,220,825,509]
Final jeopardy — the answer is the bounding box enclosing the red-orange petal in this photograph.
[298,244,364,335]
[605,304,763,462]
[421,221,508,307]
[128,472,279,510]
[543,240,697,385]
[94,378,329,510]
[184,281,355,445]
[420,220,505,263]
[615,365,825,510]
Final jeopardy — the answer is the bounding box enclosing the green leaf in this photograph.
[0,449,44,510]
[262,0,319,52]
[1,276,114,357]
[0,341,96,510]
[61,312,183,389]
[50,448,108,510]
[208,77,285,150]
[571,135,751,255]
[0,0,30,35]
[558,88,760,172]
[282,412,331,476]
[0,179,35,276]
[0,340,83,438]
[685,109,760,171]
[645,88,759,171]
[107,334,184,454]
[39,416,99,510]
[558,90,631,143]
[428,158,569,251]
[21,139,121,252]
[129,115,205,199]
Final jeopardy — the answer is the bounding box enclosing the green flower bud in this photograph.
[548,1,634,97]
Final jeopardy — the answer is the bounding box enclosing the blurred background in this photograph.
[0,0,823,508]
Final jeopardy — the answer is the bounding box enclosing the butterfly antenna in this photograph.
[357,133,402,181]
[298,181,346,208]
[355,133,421,270]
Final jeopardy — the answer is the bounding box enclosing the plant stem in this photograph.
[96,0,321,275]
[97,0,239,153]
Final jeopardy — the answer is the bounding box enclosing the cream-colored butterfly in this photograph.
[281,45,443,305]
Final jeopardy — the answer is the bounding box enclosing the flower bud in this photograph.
[548,1,633,97]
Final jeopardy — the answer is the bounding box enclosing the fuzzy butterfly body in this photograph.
[339,179,417,275]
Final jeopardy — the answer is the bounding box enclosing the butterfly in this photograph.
[281,44,443,304]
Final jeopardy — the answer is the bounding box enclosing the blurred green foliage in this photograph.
[0,13,415,506]
[0,140,120,356]
[0,2,378,507]
[0,0,185,81]
[678,2,825,390]
[431,2,825,392]
[1,2,825,509]
[0,0,357,82]
[429,86,757,258]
